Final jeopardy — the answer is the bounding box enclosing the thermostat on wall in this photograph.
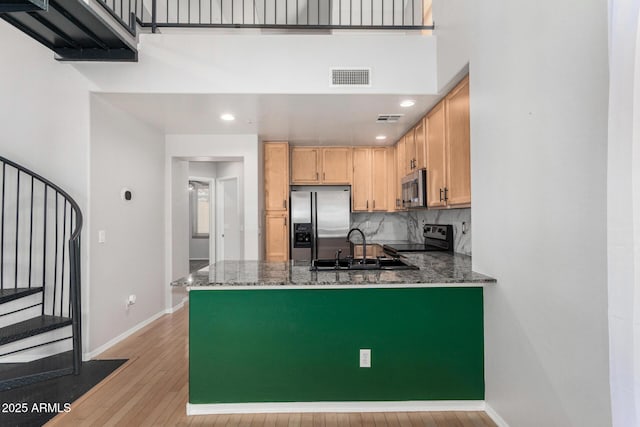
[121,188,133,201]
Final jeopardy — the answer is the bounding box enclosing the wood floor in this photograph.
[46,305,497,427]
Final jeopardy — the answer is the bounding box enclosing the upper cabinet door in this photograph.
[321,148,352,184]
[405,129,416,171]
[426,101,447,208]
[352,148,371,212]
[395,137,407,209]
[371,148,388,211]
[445,77,471,206]
[414,119,426,170]
[264,142,289,211]
[291,148,320,183]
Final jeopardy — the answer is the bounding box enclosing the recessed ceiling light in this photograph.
[400,99,416,108]
[220,113,235,121]
[375,135,387,140]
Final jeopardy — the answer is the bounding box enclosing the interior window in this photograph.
[190,180,209,238]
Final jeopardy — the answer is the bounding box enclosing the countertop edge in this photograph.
[186,282,495,291]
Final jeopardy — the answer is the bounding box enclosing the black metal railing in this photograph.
[0,156,83,374]
[97,0,433,33]
[95,0,141,35]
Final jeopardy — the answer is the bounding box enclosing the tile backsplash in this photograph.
[407,208,471,255]
[350,212,409,241]
[351,208,471,255]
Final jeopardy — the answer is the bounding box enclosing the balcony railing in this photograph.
[97,0,433,33]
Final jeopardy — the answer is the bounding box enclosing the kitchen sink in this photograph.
[310,257,418,271]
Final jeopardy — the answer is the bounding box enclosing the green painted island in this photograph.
[172,253,495,414]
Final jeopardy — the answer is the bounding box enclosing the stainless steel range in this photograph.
[383,224,454,256]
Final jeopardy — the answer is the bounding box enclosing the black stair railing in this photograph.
[0,156,83,374]
[98,0,433,32]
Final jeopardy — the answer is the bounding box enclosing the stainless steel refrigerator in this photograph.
[290,185,352,261]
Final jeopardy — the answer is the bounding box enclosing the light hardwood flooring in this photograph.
[47,305,497,427]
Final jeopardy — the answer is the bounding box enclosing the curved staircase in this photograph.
[0,156,82,391]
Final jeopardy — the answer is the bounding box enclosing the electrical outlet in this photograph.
[98,230,106,243]
[359,349,371,368]
[126,294,137,308]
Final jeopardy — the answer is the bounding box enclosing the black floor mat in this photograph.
[0,358,127,427]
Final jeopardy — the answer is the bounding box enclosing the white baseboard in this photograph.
[166,296,189,314]
[83,309,167,360]
[485,403,510,427]
[186,401,486,416]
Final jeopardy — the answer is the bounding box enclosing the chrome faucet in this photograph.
[346,227,367,264]
[334,249,342,267]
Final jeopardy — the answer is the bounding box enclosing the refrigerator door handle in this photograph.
[312,192,317,260]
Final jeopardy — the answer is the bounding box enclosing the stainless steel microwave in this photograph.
[401,169,427,208]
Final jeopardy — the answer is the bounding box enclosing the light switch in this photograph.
[98,230,106,243]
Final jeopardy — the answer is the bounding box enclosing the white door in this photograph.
[216,177,241,261]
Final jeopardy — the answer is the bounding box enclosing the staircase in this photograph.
[0,0,138,61]
[0,156,82,391]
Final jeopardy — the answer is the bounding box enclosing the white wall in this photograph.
[0,21,93,355]
[73,33,437,94]
[169,158,189,308]
[89,95,166,353]
[607,1,640,425]
[432,0,471,92]
[469,1,611,426]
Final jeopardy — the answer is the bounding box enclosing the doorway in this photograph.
[216,176,242,261]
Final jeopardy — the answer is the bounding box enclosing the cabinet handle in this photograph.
[284,216,287,226]
[366,200,369,209]
[439,188,444,202]
[316,172,319,180]
[373,200,376,209]
[444,187,449,201]
[323,172,325,180]
[283,199,286,209]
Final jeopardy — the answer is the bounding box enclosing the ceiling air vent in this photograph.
[376,114,404,123]
[330,68,371,87]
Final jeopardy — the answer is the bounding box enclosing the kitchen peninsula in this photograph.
[173,252,495,415]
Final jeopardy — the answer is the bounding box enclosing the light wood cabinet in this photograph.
[352,147,392,212]
[290,147,352,184]
[371,148,389,211]
[426,76,471,208]
[264,143,289,211]
[264,142,290,261]
[290,148,320,183]
[351,148,370,211]
[403,118,426,172]
[395,138,406,210]
[445,77,471,206]
[265,213,288,261]
[414,118,426,170]
[426,101,447,208]
[405,129,416,171]
[321,147,352,183]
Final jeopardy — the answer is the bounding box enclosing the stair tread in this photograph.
[0,287,43,304]
[0,350,73,389]
[0,315,72,345]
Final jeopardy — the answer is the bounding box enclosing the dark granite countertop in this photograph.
[172,252,496,289]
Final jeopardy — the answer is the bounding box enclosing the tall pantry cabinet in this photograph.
[264,142,289,261]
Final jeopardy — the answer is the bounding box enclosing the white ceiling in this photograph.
[97,93,441,146]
